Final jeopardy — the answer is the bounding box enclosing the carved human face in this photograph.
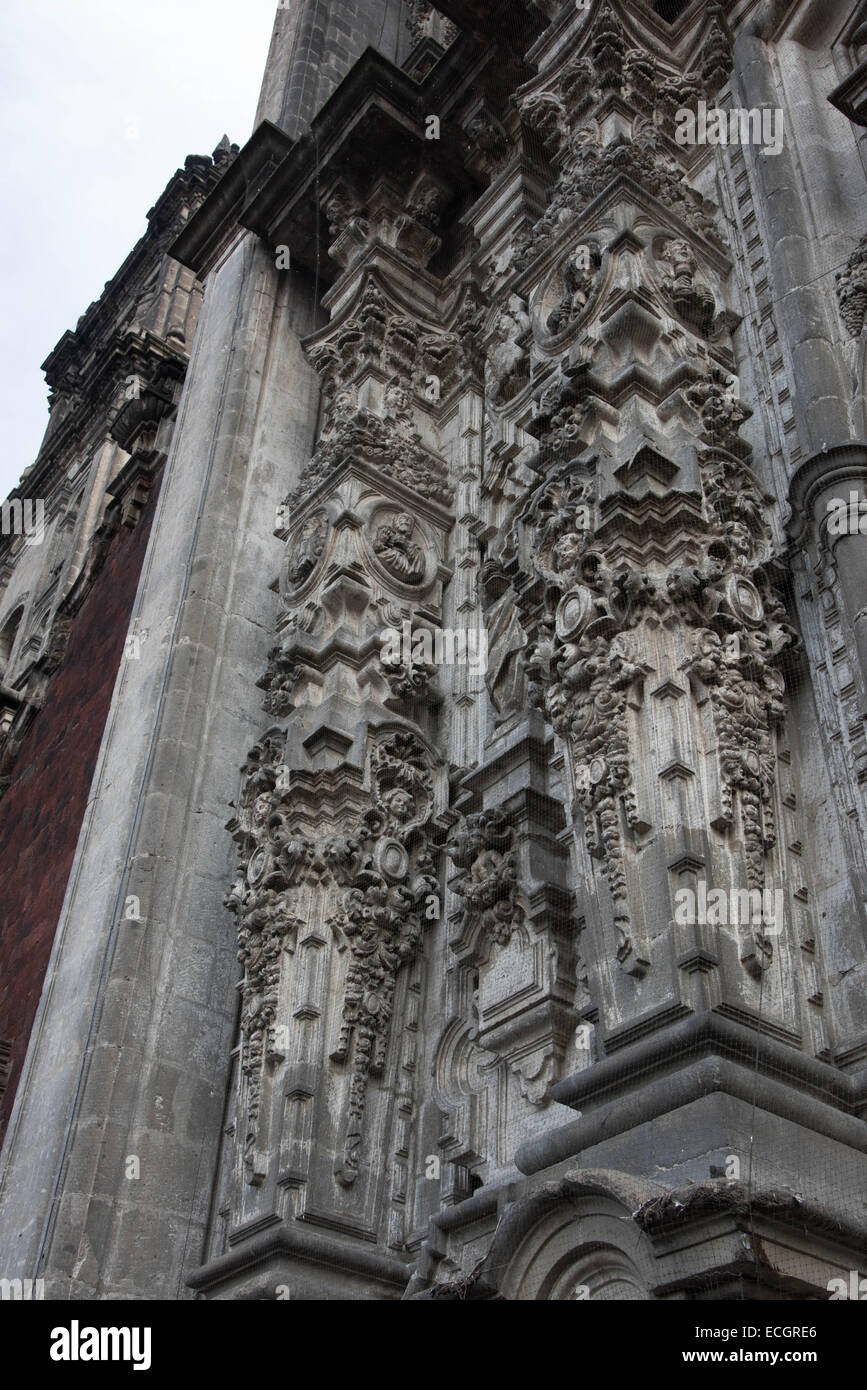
[394,513,414,538]
[384,385,408,414]
[668,239,692,268]
[727,522,752,556]
[385,788,414,821]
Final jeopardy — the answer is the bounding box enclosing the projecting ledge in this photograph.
[187,1222,410,1300]
[515,1012,867,1178]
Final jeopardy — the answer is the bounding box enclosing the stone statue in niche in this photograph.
[485,295,531,405]
[373,512,426,585]
[287,513,328,587]
[481,559,527,720]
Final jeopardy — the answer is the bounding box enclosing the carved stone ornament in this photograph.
[225,727,439,1188]
[484,296,531,406]
[509,386,797,980]
[514,5,732,274]
[836,233,867,338]
[657,238,716,337]
[543,241,604,338]
[446,808,525,951]
[405,0,458,49]
[284,510,328,591]
[371,510,426,585]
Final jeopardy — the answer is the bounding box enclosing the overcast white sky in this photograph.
[0,0,279,502]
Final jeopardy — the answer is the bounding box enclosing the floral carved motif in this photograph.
[226,728,439,1187]
[510,386,797,979]
[446,808,525,951]
[836,233,867,338]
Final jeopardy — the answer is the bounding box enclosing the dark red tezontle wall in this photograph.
[0,475,162,1143]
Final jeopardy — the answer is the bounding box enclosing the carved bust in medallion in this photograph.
[287,513,328,588]
[373,512,425,585]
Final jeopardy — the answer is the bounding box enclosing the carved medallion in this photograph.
[283,510,329,594]
[363,505,437,593]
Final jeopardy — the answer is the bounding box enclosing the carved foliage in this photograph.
[285,279,480,509]
[324,171,450,270]
[515,410,796,978]
[522,4,731,135]
[257,603,320,718]
[447,808,525,951]
[514,120,720,273]
[836,233,867,338]
[515,5,731,270]
[288,386,453,509]
[522,523,652,973]
[685,367,750,455]
[225,729,438,1187]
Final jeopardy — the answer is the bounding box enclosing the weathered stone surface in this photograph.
[1,0,866,1303]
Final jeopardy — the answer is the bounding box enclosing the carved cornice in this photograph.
[173,36,535,284]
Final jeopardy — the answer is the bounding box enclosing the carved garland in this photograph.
[511,372,797,979]
[226,729,439,1187]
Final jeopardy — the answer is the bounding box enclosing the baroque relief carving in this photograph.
[283,277,481,512]
[285,511,329,590]
[447,808,525,952]
[836,233,867,338]
[544,241,604,337]
[501,360,798,980]
[514,4,732,272]
[288,386,453,509]
[485,295,531,405]
[514,118,720,272]
[405,0,458,49]
[657,238,716,337]
[462,102,513,178]
[372,511,426,585]
[225,727,440,1188]
[323,171,451,271]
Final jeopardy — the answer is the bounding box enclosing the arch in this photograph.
[479,1169,664,1300]
[0,605,25,680]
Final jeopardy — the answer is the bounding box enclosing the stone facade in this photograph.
[1,0,867,1301]
[0,141,234,1146]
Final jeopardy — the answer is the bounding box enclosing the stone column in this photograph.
[0,236,320,1296]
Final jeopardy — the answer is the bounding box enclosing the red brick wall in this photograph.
[0,477,162,1143]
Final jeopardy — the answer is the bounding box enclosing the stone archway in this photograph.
[473,1170,663,1300]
